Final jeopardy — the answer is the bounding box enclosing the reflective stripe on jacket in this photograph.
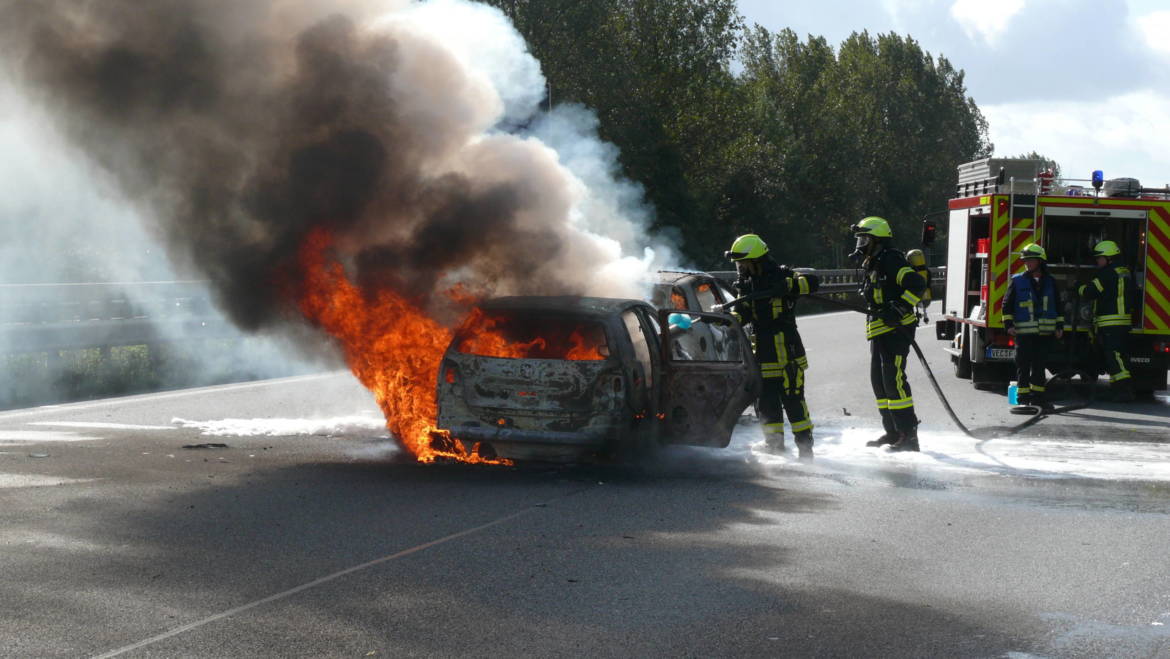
[1001,272,1064,335]
[1078,263,1135,329]
[862,248,926,340]
[732,260,819,370]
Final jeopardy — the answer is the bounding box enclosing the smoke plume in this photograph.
[0,0,671,345]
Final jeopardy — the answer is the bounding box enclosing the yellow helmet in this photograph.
[1092,240,1120,257]
[1019,243,1047,261]
[852,216,893,239]
[725,234,769,261]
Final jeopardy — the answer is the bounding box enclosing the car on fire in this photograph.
[436,296,761,463]
[647,270,742,361]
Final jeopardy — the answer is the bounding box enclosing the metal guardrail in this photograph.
[0,281,237,354]
[2,268,949,354]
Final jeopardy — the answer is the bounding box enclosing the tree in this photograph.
[1014,151,1061,179]
[483,3,993,268]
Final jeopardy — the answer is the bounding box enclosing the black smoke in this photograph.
[0,0,621,338]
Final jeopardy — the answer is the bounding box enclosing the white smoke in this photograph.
[0,0,677,408]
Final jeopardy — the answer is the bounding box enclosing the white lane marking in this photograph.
[92,507,539,659]
[0,430,103,445]
[0,474,98,489]
[28,422,176,431]
[173,415,387,437]
[0,373,343,422]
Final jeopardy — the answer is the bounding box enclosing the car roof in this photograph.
[480,296,651,317]
[652,269,716,285]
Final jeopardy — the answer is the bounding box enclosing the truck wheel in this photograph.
[954,352,972,379]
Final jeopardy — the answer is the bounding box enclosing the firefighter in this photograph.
[1002,243,1064,410]
[851,217,928,452]
[724,234,820,459]
[1078,240,1137,402]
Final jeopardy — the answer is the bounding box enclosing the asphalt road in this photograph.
[2,313,1169,658]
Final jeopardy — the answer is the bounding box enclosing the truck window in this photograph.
[622,310,654,388]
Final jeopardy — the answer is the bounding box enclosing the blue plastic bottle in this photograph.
[1008,381,1018,406]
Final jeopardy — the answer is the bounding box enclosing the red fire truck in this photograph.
[928,157,1170,394]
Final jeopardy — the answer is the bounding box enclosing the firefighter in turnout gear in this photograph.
[725,234,820,459]
[1078,240,1137,402]
[1002,243,1064,410]
[851,217,928,451]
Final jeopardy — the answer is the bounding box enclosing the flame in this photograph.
[564,329,607,360]
[671,291,686,309]
[293,228,508,465]
[455,311,606,361]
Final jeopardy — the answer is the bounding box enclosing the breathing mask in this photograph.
[848,234,874,263]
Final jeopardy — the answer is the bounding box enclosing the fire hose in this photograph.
[809,293,1099,439]
[716,289,1095,440]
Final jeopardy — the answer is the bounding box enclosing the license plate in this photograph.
[986,347,1015,360]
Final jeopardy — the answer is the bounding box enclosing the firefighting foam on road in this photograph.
[0,0,675,461]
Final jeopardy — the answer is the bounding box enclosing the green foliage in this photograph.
[482,1,992,268]
[1015,151,1061,179]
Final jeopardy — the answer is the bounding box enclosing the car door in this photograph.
[690,277,735,360]
[657,309,761,448]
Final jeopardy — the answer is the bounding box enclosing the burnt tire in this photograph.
[954,352,972,379]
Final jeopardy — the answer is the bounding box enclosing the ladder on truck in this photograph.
[1007,176,1040,261]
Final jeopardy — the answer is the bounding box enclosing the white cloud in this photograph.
[1135,10,1170,56]
[950,0,1025,44]
[983,90,1170,187]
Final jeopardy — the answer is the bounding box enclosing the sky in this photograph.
[738,0,1170,188]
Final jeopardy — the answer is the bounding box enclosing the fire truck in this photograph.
[927,157,1170,394]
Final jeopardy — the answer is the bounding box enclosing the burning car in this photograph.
[649,270,737,314]
[436,296,761,463]
[648,270,741,362]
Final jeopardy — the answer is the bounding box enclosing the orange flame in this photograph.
[455,310,606,361]
[293,229,508,465]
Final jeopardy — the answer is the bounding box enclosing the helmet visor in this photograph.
[854,234,872,252]
[724,250,750,261]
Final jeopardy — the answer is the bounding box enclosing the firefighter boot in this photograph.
[1033,393,1055,412]
[889,427,920,452]
[866,414,899,447]
[1110,380,1136,403]
[794,431,814,461]
[762,428,786,454]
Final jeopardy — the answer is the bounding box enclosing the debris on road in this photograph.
[182,443,230,450]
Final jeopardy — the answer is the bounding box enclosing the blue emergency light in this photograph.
[1092,170,1104,190]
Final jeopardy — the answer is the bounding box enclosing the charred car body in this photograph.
[436,296,761,462]
[648,270,742,361]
